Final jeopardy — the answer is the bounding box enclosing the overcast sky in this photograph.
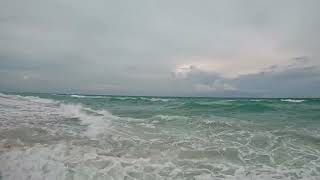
[1,0,320,97]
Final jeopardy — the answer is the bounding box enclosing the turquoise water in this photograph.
[1,93,320,179]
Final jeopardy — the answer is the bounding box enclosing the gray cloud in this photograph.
[0,0,319,97]
[169,59,320,97]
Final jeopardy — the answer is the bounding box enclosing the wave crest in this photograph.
[59,104,117,138]
[281,99,305,103]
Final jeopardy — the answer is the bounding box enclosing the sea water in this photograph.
[0,93,320,179]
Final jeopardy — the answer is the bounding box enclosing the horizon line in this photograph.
[1,91,319,99]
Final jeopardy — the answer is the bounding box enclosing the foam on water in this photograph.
[152,115,189,121]
[1,139,319,180]
[249,99,262,102]
[70,94,87,98]
[281,99,305,103]
[113,96,138,100]
[0,93,113,139]
[115,96,173,102]
[1,93,320,180]
[59,104,115,138]
[141,97,172,102]
[70,94,106,98]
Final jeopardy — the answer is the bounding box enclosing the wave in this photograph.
[109,96,173,102]
[141,97,172,102]
[2,141,318,180]
[24,96,57,104]
[181,101,275,112]
[0,93,116,139]
[249,99,262,102]
[281,99,305,103]
[112,96,138,100]
[2,93,320,179]
[151,115,189,121]
[70,94,106,98]
[0,93,56,104]
[67,95,174,102]
[0,92,9,97]
[1,136,318,180]
[70,94,87,98]
[226,99,237,102]
[59,103,116,138]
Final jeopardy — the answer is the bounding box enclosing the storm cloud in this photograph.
[0,0,319,97]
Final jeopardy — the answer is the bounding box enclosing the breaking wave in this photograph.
[0,93,115,139]
[70,94,107,98]
[59,104,115,138]
[181,101,275,112]
[1,93,320,180]
[281,99,305,103]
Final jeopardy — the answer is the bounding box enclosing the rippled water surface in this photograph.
[1,93,320,179]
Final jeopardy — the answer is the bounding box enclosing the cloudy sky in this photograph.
[1,0,320,97]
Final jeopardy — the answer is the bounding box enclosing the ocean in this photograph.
[0,93,320,180]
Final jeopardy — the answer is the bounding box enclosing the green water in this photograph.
[1,93,320,179]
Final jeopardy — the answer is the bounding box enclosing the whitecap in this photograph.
[113,97,138,100]
[70,94,107,98]
[59,103,118,138]
[70,94,87,98]
[281,99,305,103]
[0,93,116,139]
[140,97,173,102]
[24,96,57,104]
[226,99,237,102]
[250,99,262,102]
[149,98,172,102]
[152,115,189,121]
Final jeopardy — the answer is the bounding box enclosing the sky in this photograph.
[0,0,320,97]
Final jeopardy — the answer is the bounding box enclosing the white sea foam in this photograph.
[70,94,87,98]
[0,92,9,98]
[110,96,173,102]
[281,99,305,103]
[70,94,106,98]
[142,97,172,102]
[0,93,115,139]
[195,100,237,105]
[0,93,54,104]
[250,99,262,102]
[3,141,317,180]
[152,115,189,121]
[113,96,138,100]
[1,93,320,180]
[89,96,106,98]
[59,104,114,138]
[24,96,57,104]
